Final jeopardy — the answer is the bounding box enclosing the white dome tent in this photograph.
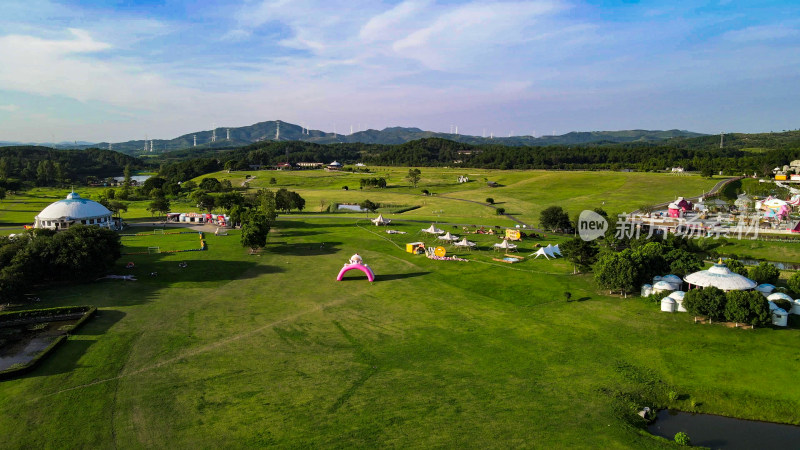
[34,191,114,231]
[684,261,757,291]
[669,291,687,312]
[661,297,677,312]
[652,281,674,294]
[755,284,776,297]
[641,284,653,297]
[661,275,683,290]
[772,307,789,327]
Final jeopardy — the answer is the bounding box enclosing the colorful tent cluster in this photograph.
[667,197,693,218]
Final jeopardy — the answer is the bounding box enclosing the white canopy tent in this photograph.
[551,244,562,256]
[421,224,445,234]
[371,214,391,226]
[533,247,551,259]
[493,240,518,252]
[438,232,459,241]
[453,237,476,248]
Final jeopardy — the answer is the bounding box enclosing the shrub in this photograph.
[772,298,792,313]
[486,197,494,204]
[667,391,678,403]
[749,262,779,285]
[421,189,430,195]
[496,207,506,215]
[725,259,749,277]
[674,432,690,446]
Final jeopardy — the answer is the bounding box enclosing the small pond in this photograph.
[647,409,800,449]
[338,204,368,212]
[721,257,800,270]
[0,320,77,371]
[113,175,151,183]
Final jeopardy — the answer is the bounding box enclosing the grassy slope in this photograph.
[0,220,797,448]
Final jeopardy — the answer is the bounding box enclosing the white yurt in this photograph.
[661,297,677,312]
[653,276,663,283]
[755,284,776,297]
[684,261,757,291]
[669,291,687,312]
[34,192,114,230]
[641,284,653,297]
[772,308,789,327]
[662,274,683,290]
[791,299,800,315]
[767,292,793,303]
[652,281,674,294]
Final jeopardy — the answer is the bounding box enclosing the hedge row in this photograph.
[0,305,93,324]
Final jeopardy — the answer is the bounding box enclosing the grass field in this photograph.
[1,170,799,447]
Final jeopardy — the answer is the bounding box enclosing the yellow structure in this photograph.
[434,247,447,257]
[505,229,521,241]
[406,242,425,254]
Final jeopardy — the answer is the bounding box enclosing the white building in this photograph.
[34,192,114,230]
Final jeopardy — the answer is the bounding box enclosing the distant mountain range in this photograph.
[0,121,706,154]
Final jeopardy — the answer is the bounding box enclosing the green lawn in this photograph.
[0,216,797,447]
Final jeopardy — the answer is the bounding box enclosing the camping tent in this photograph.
[438,232,459,241]
[371,214,391,226]
[493,240,518,251]
[533,247,551,259]
[652,281,674,294]
[661,297,676,312]
[547,244,563,256]
[421,224,445,234]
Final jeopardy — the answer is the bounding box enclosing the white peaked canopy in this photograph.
[684,262,757,291]
[552,244,562,256]
[422,224,445,234]
[438,232,459,241]
[533,247,551,259]
[494,240,518,250]
[454,237,476,248]
[371,214,391,226]
[543,245,558,258]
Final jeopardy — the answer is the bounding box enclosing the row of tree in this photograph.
[0,147,142,187]
[0,226,121,302]
[682,287,772,326]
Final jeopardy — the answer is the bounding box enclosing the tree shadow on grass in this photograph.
[376,271,430,281]
[270,241,342,256]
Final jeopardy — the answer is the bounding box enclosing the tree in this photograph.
[725,290,753,323]
[749,262,779,285]
[360,199,379,213]
[748,293,772,326]
[495,207,506,215]
[141,177,166,196]
[275,188,292,213]
[240,213,271,253]
[289,191,305,211]
[199,177,223,192]
[664,248,702,277]
[123,163,132,188]
[594,250,639,297]
[196,194,216,212]
[683,287,726,320]
[561,237,599,273]
[406,168,421,187]
[701,165,714,178]
[788,272,800,296]
[0,187,5,202]
[147,198,171,218]
[217,192,245,211]
[181,180,197,190]
[486,198,494,204]
[725,259,749,277]
[540,206,571,232]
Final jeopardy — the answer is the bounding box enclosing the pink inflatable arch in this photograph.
[336,263,375,282]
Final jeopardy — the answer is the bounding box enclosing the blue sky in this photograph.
[0,0,798,142]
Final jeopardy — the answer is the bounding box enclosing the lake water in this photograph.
[338,204,367,212]
[113,175,151,183]
[0,319,77,371]
[647,409,800,449]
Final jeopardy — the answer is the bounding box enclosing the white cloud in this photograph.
[359,0,432,42]
[722,24,800,43]
[0,104,20,112]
